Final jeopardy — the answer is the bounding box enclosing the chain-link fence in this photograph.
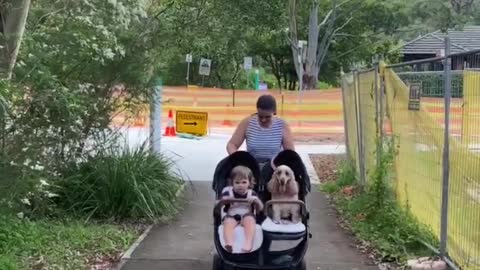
[341,38,480,269]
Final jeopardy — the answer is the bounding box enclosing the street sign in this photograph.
[199,58,211,76]
[408,83,422,111]
[186,53,192,63]
[176,110,208,136]
[244,57,252,70]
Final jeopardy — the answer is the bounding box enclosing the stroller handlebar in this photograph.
[213,198,262,217]
[264,200,308,217]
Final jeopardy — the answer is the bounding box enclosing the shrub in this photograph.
[56,144,184,222]
[320,160,356,194]
[0,160,60,219]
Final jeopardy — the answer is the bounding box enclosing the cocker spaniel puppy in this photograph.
[267,165,301,224]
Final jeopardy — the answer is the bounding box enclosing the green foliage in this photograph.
[0,160,61,219]
[320,159,357,194]
[320,182,341,194]
[56,144,184,222]
[0,257,16,270]
[0,213,137,270]
[406,0,479,34]
[324,142,438,264]
[336,160,357,187]
[1,0,168,174]
[317,81,335,89]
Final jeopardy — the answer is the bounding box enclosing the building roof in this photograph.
[399,25,480,55]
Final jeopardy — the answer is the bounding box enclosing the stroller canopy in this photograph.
[262,149,311,195]
[212,151,261,197]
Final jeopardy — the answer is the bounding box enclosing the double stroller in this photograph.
[212,150,312,270]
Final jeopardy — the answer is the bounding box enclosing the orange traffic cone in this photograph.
[222,104,233,126]
[164,109,176,136]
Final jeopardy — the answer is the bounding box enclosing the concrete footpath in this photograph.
[118,128,346,183]
[116,129,376,269]
[118,182,377,270]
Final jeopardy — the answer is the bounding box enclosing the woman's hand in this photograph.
[226,117,249,154]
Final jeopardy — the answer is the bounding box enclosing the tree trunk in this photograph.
[230,60,241,90]
[303,65,318,90]
[303,1,319,90]
[0,0,31,80]
[288,0,339,91]
[266,54,283,90]
[288,79,297,91]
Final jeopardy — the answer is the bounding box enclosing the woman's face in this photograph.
[257,109,274,127]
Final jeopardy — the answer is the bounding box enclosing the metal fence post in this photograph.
[340,69,351,160]
[373,55,381,166]
[440,36,451,259]
[379,59,385,150]
[150,77,162,156]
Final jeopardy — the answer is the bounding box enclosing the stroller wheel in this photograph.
[296,259,306,270]
[212,254,224,270]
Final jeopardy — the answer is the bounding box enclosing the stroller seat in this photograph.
[218,224,264,254]
[213,151,265,255]
[212,150,310,269]
[261,218,306,234]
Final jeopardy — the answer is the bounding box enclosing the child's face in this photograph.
[232,177,250,195]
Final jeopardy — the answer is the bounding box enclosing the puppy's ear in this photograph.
[267,172,278,193]
[288,168,296,182]
[286,174,299,196]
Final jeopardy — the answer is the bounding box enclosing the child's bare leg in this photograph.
[223,217,237,252]
[241,215,256,253]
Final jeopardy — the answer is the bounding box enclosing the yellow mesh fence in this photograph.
[358,70,379,182]
[462,71,480,145]
[448,69,480,269]
[383,67,443,240]
[343,63,480,269]
[341,73,360,173]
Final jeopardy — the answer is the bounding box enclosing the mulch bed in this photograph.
[309,153,346,183]
[294,133,345,144]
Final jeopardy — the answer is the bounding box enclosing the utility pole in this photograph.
[185,53,192,86]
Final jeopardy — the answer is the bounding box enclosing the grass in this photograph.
[57,143,185,222]
[320,142,438,265]
[0,213,138,270]
[0,142,186,269]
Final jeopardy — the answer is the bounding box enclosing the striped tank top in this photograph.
[245,115,284,161]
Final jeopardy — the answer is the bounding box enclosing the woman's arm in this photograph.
[282,120,295,151]
[226,117,249,154]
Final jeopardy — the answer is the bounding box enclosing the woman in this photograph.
[226,94,295,169]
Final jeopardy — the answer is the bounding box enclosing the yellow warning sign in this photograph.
[175,110,208,136]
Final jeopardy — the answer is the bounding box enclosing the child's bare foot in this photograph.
[224,244,233,253]
[241,242,253,253]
